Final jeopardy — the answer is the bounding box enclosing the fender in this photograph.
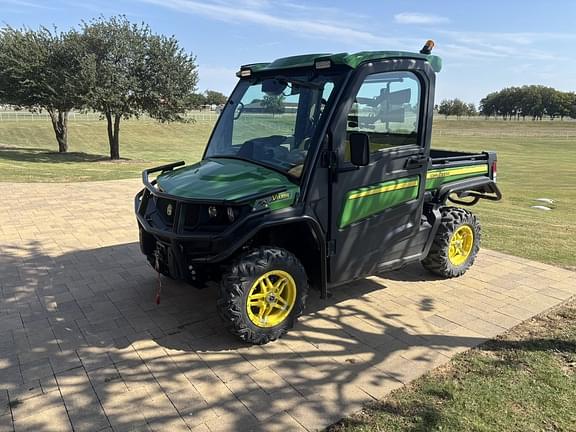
[190,214,329,298]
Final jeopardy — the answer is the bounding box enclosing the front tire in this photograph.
[217,247,308,344]
[422,207,481,278]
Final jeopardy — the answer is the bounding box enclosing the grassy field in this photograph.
[0,119,214,182]
[1,117,574,268]
[433,121,576,269]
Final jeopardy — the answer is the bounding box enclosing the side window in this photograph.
[344,71,421,160]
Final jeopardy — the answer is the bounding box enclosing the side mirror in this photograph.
[349,132,370,166]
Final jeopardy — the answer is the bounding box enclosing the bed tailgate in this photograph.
[427,150,501,205]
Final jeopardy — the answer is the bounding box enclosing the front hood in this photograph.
[156,157,298,202]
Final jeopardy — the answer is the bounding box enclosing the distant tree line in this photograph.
[437,98,477,118]
[479,86,576,120]
[187,90,228,108]
[0,16,200,159]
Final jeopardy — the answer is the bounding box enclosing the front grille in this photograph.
[183,204,200,230]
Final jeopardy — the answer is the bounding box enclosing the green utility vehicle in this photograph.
[135,41,501,344]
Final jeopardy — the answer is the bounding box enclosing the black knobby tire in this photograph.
[217,247,308,344]
[422,207,481,278]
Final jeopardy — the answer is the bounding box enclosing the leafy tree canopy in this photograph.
[81,16,198,159]
[261,95,285,117]
[0,26,93,152]
[437,99,476,118]
[204,90,227,106]
[479,85,576,120]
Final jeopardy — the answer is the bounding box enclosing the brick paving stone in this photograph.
[0,416,14,432]
[13,405,72,432]
[7,383,42,405]
[0,180,574,432]
[10,391,65,422]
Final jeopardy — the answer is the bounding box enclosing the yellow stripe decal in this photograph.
[348,180,419,200]
[426,165,488,180]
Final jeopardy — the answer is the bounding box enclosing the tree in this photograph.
[261,95,285,117]
[0,26,92,152]
[187,93,206,109]
[204,90,227,106]
[438,98,474,118]
[480,85,576,121]
[438,99,453,118]
[81,16,198,159]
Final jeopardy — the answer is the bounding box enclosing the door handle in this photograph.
[405,156,428,169]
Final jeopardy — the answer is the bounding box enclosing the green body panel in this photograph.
[156,158,298,207]
[265,190,296,211]
[339,165,489,228]
[339,177,419,228]
[243,50,442,75]
[425,165,489,190]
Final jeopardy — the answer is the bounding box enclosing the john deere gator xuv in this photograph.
[135,41,501,344]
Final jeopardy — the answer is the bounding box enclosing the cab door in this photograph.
[328,61,434,284]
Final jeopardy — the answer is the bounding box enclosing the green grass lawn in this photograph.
[1,117,574,268]
[329,298,576,432]
[0,119,214,182]
[432,121,576,269]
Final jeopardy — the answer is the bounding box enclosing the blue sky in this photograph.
[2,0,575,104]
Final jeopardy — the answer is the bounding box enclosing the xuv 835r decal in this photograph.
[339,164,488,228]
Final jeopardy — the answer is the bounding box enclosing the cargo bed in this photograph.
[425,149,501,205]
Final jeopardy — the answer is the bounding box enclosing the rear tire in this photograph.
[217,247,308,344]
[422,207,481,278]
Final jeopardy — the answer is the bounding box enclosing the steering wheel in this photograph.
[237,135,290,166]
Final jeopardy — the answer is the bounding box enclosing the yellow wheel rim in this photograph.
[448,225,474,266]
[246,270,297,328]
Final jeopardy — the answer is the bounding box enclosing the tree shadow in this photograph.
[0,240,563,432]
[0,146,114,163]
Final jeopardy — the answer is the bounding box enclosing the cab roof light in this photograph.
[314,59,332,70]
[238,68,252,77]
[419,39,435,55]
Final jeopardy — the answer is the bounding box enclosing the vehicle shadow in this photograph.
[380,262,445,283]
[0,240,524,432]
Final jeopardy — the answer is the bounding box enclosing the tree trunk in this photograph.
[48,110,69,153]
[106,112,122,160]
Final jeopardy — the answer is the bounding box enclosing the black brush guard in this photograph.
[135,161,288,280]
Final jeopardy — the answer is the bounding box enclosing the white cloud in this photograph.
[436,30,575,62]
[439,30,576,46]
[140,0,412,47]
[0,0,56,9]
[394,12,450,25]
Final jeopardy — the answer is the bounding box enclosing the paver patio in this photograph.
[1,179,574,432]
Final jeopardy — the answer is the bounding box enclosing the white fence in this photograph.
[434,128,576,138]
[0,110,219,122]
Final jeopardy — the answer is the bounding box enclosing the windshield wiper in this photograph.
[209,155,292,177]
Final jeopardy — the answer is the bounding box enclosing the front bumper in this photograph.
[135,161,288,279]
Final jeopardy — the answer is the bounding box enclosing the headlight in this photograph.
[208,206,218,218]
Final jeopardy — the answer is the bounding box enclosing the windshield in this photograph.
[205,73,337,178]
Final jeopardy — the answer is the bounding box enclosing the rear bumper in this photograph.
[436,177,502,206]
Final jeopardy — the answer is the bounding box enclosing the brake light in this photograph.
[491,160,497,182]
